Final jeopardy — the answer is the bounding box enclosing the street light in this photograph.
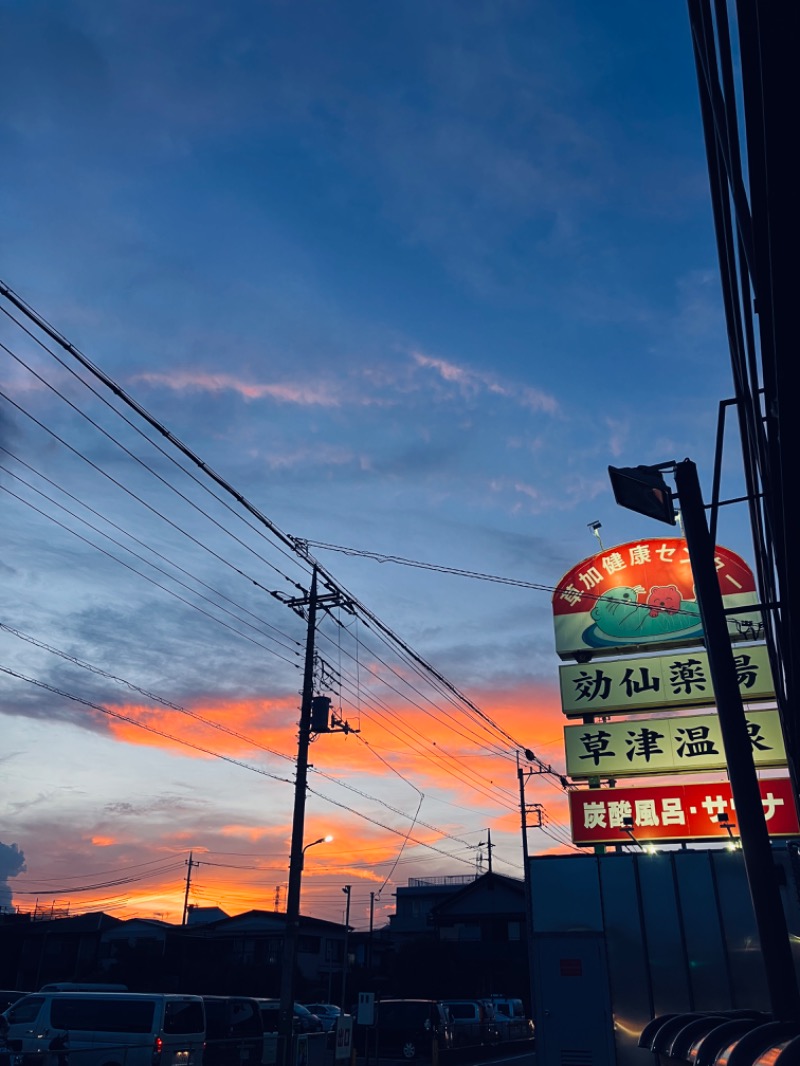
[301,835,333,870]
[340,885,351,1011]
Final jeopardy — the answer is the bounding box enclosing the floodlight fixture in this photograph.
[717,812,740,849]
[588,520,604,549]
[621,816,641,849]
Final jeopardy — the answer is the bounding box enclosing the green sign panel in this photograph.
[565,708,785,779]
[560,643,774,718]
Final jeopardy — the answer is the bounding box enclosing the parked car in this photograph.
[255,999,324,1034]
[441,999,499,1047]
[374,999,452,1060]
[0,991,205,1066]
[38,983,129,993]
[202,995,264,1066]
[302,1003,341,1033]
[486,996,534,1042]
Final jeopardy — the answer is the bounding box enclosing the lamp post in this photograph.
[609,459,800,1021]
[340,885,351,1011]
[517,758,533,1028]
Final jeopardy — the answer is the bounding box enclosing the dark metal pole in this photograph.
[517,756,535,1016]
[181,851,196,926]
[368,891,375,973]
[340,885,351,1010]
[279,568,318,1065]
[675,459,800,1020]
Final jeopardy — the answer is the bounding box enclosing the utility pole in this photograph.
[340,885,352,1010]
[477,829,494,874]
[277,568,354,1066]
[182,852,200,925]
[368,892,375,973]
[278,568,319,1066]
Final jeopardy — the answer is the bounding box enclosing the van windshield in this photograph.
[5,997,44,1025]
[50,998,155,1033]
[164,1001,205,1035]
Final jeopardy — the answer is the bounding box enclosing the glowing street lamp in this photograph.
[301,835,333,870]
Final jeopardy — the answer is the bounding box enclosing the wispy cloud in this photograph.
[605,416,629,458]
[132,370,342,407]
[263,444,356,471]
[410,349,559,414]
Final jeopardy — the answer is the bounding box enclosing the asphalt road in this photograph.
[356,1044,536,1066]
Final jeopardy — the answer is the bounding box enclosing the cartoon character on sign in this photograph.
[588,583,702,647]
[646,585,681,617]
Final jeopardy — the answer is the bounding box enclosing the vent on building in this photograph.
[561,1050,593,1066]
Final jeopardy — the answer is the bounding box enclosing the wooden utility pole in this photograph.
[279,569,319,1066]
[182,852,200,925]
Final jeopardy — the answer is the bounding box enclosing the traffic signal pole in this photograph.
[674,459,800,1021]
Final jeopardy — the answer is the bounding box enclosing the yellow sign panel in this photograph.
[559,643,774,718]
[564,708,785,779]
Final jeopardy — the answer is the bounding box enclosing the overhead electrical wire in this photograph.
[0,446,303,653]
[1,621,512,840]
[0,285,568,785]
[0,301,307,590]
[0,364,299,610]
[0,481,303,666]
[1,329,555,801]
[0,664,499,864]
[12,862,187,896]
[0,466,303,663]
[1,283,575,890]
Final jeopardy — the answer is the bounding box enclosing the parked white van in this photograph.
[0,991,205,1066]
[486,997,534,1042]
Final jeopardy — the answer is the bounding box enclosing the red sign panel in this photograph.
[551,538,761,660]
[569,777,799,845]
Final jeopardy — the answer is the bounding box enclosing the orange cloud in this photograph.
[102,696,300,760]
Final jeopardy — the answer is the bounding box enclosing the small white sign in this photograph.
[335,1017,353,1060]
[357,992,375,1026]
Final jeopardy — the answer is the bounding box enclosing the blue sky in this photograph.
[0,1,753,928]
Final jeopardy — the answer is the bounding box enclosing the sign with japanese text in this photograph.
[560,643,774,717]
[564,708,785,778]
[552,538,761,660]
[569,777,799,845]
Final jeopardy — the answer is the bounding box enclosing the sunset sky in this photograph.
[0,1,755,931]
